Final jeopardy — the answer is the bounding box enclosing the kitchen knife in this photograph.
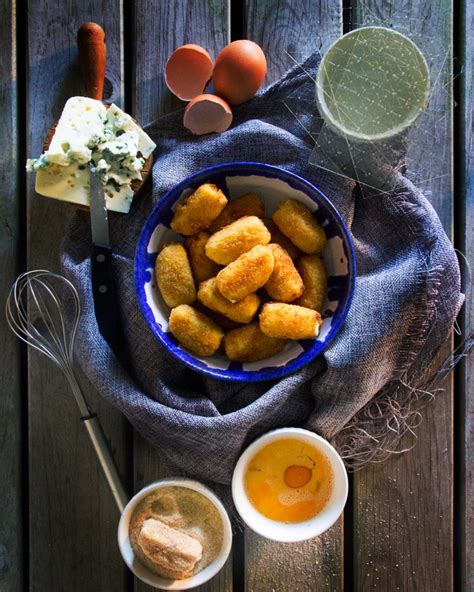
[77,23,127,362]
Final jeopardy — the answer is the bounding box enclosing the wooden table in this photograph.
[1,1,472,590]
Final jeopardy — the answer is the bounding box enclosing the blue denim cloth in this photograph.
[61,57,463,484]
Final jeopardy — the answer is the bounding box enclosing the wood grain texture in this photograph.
[0,1,22,591]
[351,1,455,590]
[457,0,473,588]
[246,0,342,82]
[244,1,344,590]
[132,0,230,124]
[246,523,344,592]
[131,1,231,591]
[352,368,453,591]
[26,2,130,590]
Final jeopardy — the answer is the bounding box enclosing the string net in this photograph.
[282,2,454,198]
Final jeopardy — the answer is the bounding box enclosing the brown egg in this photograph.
[183,94,233,135]
[165,44,214,101]
[213,40,267,105]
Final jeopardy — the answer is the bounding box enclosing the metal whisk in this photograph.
[6,270,128,513]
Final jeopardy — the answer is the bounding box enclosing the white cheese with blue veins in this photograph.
[26,97,156,213]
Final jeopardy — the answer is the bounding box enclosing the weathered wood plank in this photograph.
[26,3,130,590]
[350,2,455,590]
[0,1,22,591]
[132,0,230,125]
[246,523,344,592]
[246,0,342,81]
[352,367,453,591]
[456,0,473,588]
[131,2,231,590]
[244,1,344,590]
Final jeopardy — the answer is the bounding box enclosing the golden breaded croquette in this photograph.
[198,277,260,323]
[259,302,322,340]
[184,231,221,283]
[296,255,327,311]
[205,215,271,265]
[155,243,196,308]
[264,243,304,302]
[169,305,223,356]
[208,193,265,233]
[195,302,241,331]
[170,183,228,235]
[272,199,327,254]
[216,245,274,302]
[263,218,301,260]
[224,322,286,362]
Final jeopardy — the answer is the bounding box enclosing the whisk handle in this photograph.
[82,414,128,513]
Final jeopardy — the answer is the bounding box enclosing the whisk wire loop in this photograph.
[5,269,88,416]
[6,269,128,512]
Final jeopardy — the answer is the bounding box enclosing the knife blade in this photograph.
[89,169,110,247]
[89,169,126,362]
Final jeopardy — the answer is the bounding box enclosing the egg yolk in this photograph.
[244,438,333,523]
[284,465,312,488]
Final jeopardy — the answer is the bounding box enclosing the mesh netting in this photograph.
[283,3,453,198]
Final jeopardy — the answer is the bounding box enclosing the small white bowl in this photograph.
[118,478,233,590]
[232,428,348,542]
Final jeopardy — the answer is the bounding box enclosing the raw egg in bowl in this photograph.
[232,428,348,542]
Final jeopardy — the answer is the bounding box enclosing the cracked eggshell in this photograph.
[183,94,233,135]
[165,44,214,101]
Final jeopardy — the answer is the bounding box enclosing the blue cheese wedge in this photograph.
[105,103,155,159]
[45,97,107,166]
[34,162,135,213]
[26,96,156,214]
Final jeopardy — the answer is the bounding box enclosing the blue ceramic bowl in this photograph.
[135,162,355,382]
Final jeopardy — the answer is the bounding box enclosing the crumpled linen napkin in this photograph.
[61,56,463,483]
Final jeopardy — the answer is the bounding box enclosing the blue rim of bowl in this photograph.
[135,162,356,382]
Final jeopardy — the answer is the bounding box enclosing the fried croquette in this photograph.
[170,183,228,235]
[272,199,327,254]
[195,302,241,331]
[168,305,223,356]
[208,193,265,233]
[205,215,271,265]
[296,255,327,311]
[155,243,196,308]
[263,218,301,260]
[224,322,286,362]
[216,245,274,302]
[264,243,304,302]
[197,277,260,323]
[185,231,221,283]
[259,302,322,340]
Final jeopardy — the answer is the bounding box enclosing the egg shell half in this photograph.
[183,94,233,135]
[165,44,214,101]
[213,40,267,105]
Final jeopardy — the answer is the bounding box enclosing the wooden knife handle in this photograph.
[77,22,106,101]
